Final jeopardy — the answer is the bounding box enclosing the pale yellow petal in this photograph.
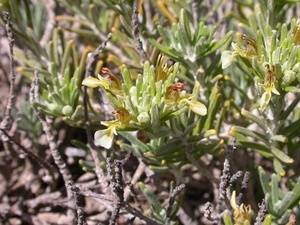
[82,76,102,88]
[230,191,238,210]
[259,91,272,111]
[271,87,280,95]
[188,100,207,116]
[94,129,114,149]
[221,50,235,69]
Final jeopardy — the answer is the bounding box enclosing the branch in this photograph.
[124,204,162,225]
[228,170,243,200]
[132,0,146,60]
[106,152,124,225]
[237,171,250,205]
[216,141,235,214]
[124,161,145,201]
[84,33,112,78]
[0,127,55,174]
[0,12,16,138]
[69,183,87,225]
[30,71,78,223]
[73,9,134,66]
[40,0,56,46]
[201,202,219,225]
[83,34,111,186]
[184,140,218,183]
[254,200,267,225]
[166,183,185,217]
[80,188,162,225]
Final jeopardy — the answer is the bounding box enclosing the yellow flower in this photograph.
[100,67,122,90]
[221,33,259,69]
[113,108,132,124]
[259,64,280,111]
[164,82,207,116]
[94,108,132,149]
[165,82,185,102]
[82,67,123,95]
[230,191,253,225]
[233,33,259,58]
[82,75,110,89]
[94,121,119,149]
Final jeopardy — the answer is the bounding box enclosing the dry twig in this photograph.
[132,0,146,60]
[166,183,186,217]
[0,127,55,174]
[30,71,83,224]
[0,12,16,155]
[83,33,111,186]
[237,171,250,205]
[254,200,267,225]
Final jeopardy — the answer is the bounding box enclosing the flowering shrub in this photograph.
[83,58,207,149]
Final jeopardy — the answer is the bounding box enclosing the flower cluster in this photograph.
[222,15,300,111]
[82,56,207,149]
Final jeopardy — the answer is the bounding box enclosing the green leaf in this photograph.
[149,39,181,61]
[179,9,192,44]
[231,126,269,144]
[61,40,74,74]
[71,139,89,151]
[271,174,280,204]
[119,132,151,153]
[270,147,293,164]
[241,108,267,131]
[121,65,132,95]
[223,211,233,225]
[203,84,221,131]
[276,177,300,216]
[52,28,60,66]
[238,140,272,158]
[258,166,271,194]
[206,31,233,56]
[279,119,300,137]
[273,159,286,176]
